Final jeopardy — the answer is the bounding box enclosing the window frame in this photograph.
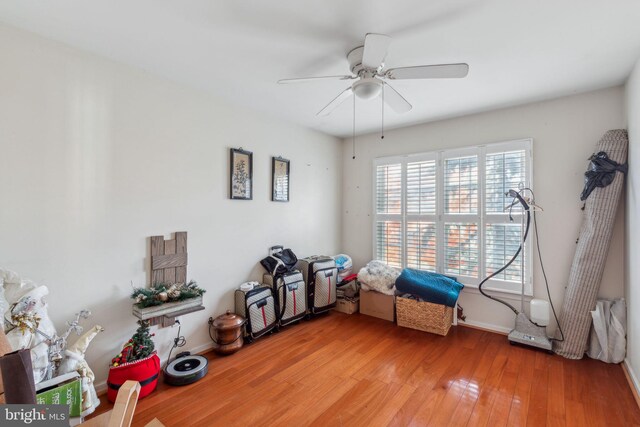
[372,138,533,296]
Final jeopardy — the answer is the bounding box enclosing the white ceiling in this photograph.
[1,0,640,137]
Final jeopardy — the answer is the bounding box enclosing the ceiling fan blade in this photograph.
[278,75,355,84]
[383,83,412,114]
[385,63,469,80]
[362,33,391,70]
[317,87,353,116]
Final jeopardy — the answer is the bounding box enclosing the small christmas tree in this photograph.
[130,320,155,360]
[111,320,155,367]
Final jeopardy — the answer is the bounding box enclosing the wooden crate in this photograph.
[395,296,453,336]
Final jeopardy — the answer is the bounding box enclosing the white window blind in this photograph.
[484,148,528,285]
[444,155,478,214]
[375,162,403,268]
[373,139,532,295]
[444,222,479,278]
[405,158,437,271]
[485,150,527,213]
[442,151,480,281]
[376,163,402,215]
[406,221,437,271]
[485,223,523,282]
[376,220,402,268]
[406,160,436,215]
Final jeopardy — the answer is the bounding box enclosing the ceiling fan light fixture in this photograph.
[352,78,382,100]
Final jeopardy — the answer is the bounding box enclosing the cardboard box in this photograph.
[360,290,395,321]
[36,377,82,417]
[334,297,359,314]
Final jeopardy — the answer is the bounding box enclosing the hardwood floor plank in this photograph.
[270,377,360,426]
[463,338,510,426]
[526,353,551,427]
[505,349,536,427]
[422,331,490,426]
[393,338,469,426]
[445,333,503,427]
[355,383,416,427]
[546,354,566,427]
[485,344,525,427]
[85,313,640,427]
[309,379,388,426]
[564,400,587,427]
[407,328,485,426]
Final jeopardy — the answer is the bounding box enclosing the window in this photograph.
[373,139,532,295]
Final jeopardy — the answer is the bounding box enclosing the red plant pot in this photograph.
[106,353,160,403]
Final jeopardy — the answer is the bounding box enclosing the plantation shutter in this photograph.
[406,159,437,271]
[375,162,403,267]
[372,139,531,292]
[485,223,523,281]
[485,150,527,213]
[443,154,479,278]
[484,149,528,284]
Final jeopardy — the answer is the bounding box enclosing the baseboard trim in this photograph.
[623,358,640,409]
[457,319,511,336]
[95,341,214,397]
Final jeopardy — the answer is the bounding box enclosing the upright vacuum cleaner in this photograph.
[478,189,553,352]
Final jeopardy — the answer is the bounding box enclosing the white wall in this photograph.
[0,23,342,386]
[342,87,626,333]
[625,58,640,390]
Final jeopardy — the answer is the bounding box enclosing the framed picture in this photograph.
[272,157,290,202]
[230,148,253,200]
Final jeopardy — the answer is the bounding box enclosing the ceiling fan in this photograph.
[278,33,469,117]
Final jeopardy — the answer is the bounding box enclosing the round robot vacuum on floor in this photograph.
[164,354,208,386]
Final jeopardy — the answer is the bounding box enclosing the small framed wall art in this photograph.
[230,148,253,200]
[272,156,290,202]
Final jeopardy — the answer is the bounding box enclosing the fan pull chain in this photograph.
[352,95,356,159]
[381,84,385,140]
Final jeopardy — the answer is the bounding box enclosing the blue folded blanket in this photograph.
[395,269,464,307]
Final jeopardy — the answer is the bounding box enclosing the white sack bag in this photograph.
[587,298,626,363]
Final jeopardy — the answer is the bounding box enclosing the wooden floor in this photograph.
[92,312,640,426]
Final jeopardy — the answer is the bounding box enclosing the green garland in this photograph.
[131,280,206,308]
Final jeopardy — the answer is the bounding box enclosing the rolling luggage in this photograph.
[297,256,338,314]
[263,271,307,326]
[234,284,277,340]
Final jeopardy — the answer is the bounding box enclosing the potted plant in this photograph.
[106,320,160,402]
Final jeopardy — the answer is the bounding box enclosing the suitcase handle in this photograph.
[269,245,284,255]
[255,298,268,308]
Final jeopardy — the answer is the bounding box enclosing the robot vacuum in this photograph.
[164,353,209,386]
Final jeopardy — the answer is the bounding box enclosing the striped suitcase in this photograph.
[263,270,307,326]
[234,285,277,340]
[297,256,338,315]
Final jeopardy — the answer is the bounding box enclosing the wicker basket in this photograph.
[396,296,453,336]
